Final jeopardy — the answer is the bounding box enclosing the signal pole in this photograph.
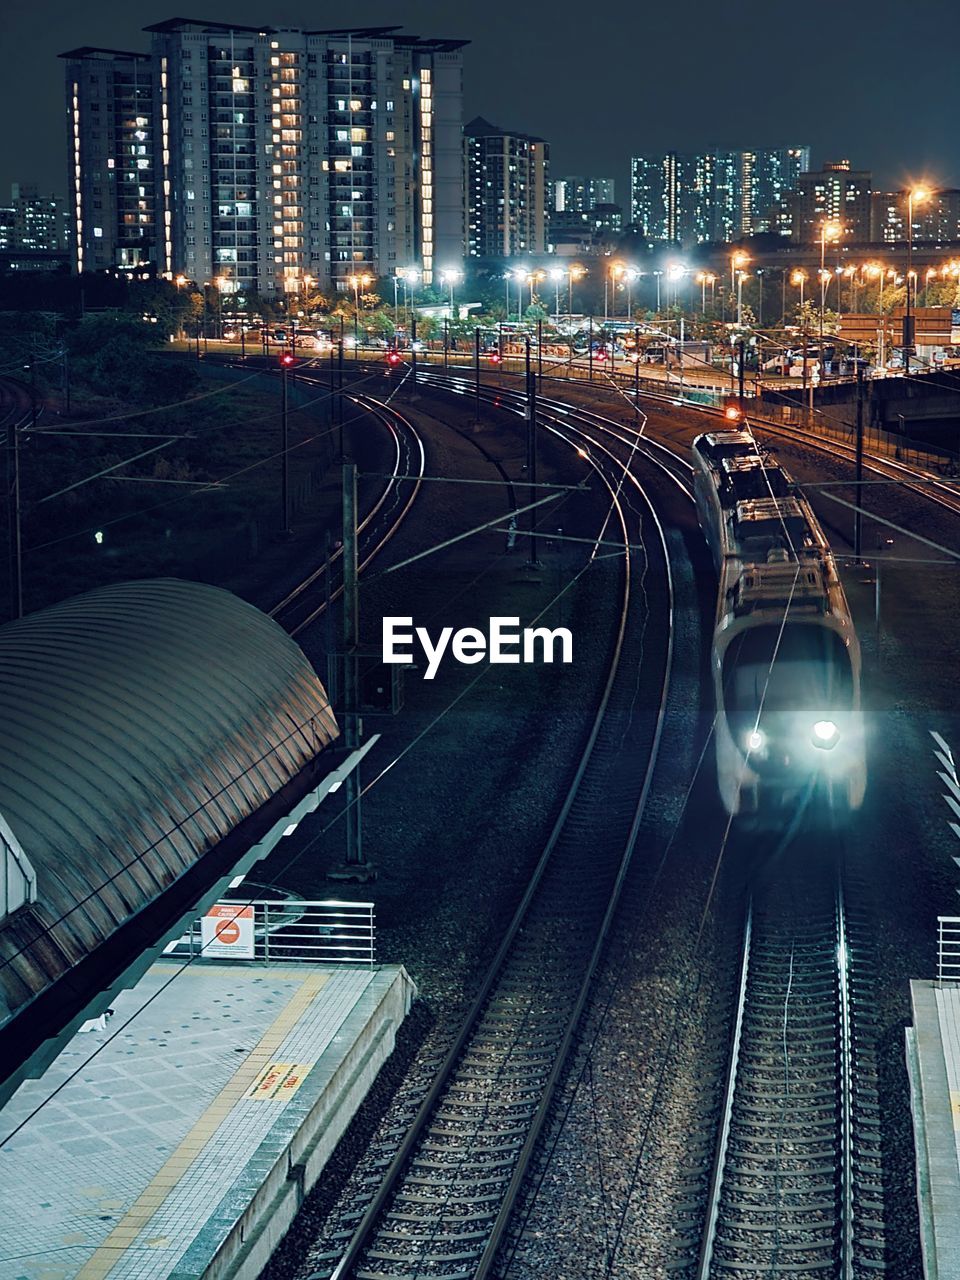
[341,460,365,871]
[526,337,540,570]
[854,355,865,560]
[474,327,481,424]
[280,353,294,536]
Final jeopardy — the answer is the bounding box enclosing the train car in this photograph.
[692,430,866,821]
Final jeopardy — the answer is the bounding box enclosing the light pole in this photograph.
[696,271,716,314]
[791,269,807,313]
[513,269,527,323]
[654,270,663,312]
[731,251,749,327]
[624,267,640,319]
[667,264,686,312]
[348,272,372,350]
[819,220,841,381]
[550,266,564,324]
[440,267,462,318]
[568,264,585,315]
[904,186,929,375]
[607,262,625,322]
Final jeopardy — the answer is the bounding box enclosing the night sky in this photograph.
[4,0,960,203]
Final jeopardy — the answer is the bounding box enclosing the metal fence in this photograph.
[937,917,960,983]
[174,899,376,966]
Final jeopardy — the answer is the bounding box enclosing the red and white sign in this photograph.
[201,903,255,959]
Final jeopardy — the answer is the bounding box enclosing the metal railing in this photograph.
[176,899,376,966]
[937,917,960,983]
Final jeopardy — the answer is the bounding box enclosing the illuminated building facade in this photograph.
[630,146,810,245]
[62,21,466,291]
[464,116,550,258]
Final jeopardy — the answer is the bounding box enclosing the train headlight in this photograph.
[812,719,840,749]
[746,729,765,753]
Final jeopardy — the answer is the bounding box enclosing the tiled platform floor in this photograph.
[907,979,960,1280]
[0,962,415,1280]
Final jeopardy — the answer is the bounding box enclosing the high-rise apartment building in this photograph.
[8,185,70,252]
[464,117,549,258]
[62,46,156,274]
[62,20,466,292]
[788,160,871,243]
[870,189,960,244]
[630,146,809,245]
[554,176,615,213]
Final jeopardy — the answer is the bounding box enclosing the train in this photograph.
[692,427,866,822]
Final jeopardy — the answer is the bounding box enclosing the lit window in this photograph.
[350,99,362,111]
[94,227,103,238]
[402,79,410,89]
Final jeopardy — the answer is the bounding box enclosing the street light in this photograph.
[666,264,686,311]
[904,186,930,375]
[512,268,528,323]
[791,269,807,312]
[568,264,585,315]
[439,266,462,317]
[550,266,565,323]
[606,261,625,322]
[214,275,230,339]
[624,267,640,319]
[348,272,372,349]
[731,251,749,326]
[818,220,842,379]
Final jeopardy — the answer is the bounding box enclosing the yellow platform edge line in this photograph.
[75,972,328,1280]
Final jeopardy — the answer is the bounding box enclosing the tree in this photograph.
[793,299,838,336]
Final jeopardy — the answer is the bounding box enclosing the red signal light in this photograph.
[387,350,401,365]
[724,404,741,421]
[489,351,502,364]
[280,353,296,368]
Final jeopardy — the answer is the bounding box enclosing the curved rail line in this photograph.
[268,392,425,637]
[396,370,891,1276]
[308,401,675,1280]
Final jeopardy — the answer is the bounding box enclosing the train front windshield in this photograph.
[723,623,853,740]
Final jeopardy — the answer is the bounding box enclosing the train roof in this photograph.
[697,430,756,457]
[732,558,828,615]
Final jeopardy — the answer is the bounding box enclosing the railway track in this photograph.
[695,862,884,1279]
[303,399,674,1280]
[376,372,894,1277]
[268,391,424,636]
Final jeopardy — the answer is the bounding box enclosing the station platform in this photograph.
[906,980,960,1279]
[0,961,416,1280]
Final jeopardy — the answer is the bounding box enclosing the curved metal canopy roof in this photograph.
[0,579,338,1023]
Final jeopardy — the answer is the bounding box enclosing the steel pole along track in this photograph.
[696,869,858,1279]
[319,422,673,1280]
[269,392,424,637]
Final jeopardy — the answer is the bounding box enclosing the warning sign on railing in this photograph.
[201,903,255,959]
